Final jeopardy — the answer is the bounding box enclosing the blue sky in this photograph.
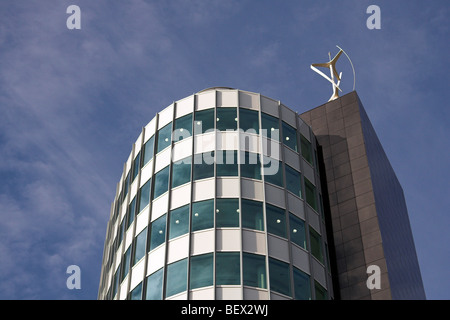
[0,0,448,300]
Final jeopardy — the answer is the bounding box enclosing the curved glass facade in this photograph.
[98,88,333,300]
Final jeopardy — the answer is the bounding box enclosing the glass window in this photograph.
[266,203,286,238]
[190,253,213,289]
[153,166,169,199]
[149,214,166,251]
[118,219,125,244]
[113,266,121,297]
[282,121,298,151]
[145,268,163,300]
[169,204,189,240]
[241,199,264,231]
[310,228,324,263]
[142,136,154,168]
[132,152,141,182]
[165,258,188,298]
[239,108,259,134]
[243,253,267,289]
[216,252,240,285]
[261,112,279,141]
[123,172,130,197]
[192,199,214,232]
[305,178,318,211]
[314,281,327,300]
[174,113,192,142]
[130,282,142,300]
[156,123,172,153]
[127,196,136,229]
[138,179,151,212]
[121,246,132,281]
[193,152,214,180]
[285,165,302,198]
[293,267,311,300]
[289,214,306,249]
[216,107,237,131]
[269,257,291,297]
[216,150,238,177]
[240,151,261,180]
[133,227,147,265]
[172,156,191,188]
[194,109,214,135]
[263,156,283,187]
[216,198,239,228]
[301,134,313,165]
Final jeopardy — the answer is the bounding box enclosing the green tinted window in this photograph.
[216,107,237,131]
[239,108,259,134]
[153,166,169,199]
[192,199,214,232]
[261,112,279,141]
[133,227,147,265]
[314,281,327,300]
[142,136,154,168]
[310,228,323,263]
[266,203,286,238]
[243,253,267,289]
[138,179,151,212]
[190,253,213,289]
[156,123,172,153]
[285,165,302,198]
[289,214,306,249]
[301,134,313,165]
[294,267,311,300]
[194,109,214,134]
[263,156,283,187]
[216,252,240,285]
[174,113,192,141]
[269,258,291,297]
[149,214,166,251]
[240,151,261,180]
[172,156,191,188]
[165,258,188,297]
[169,205,189,239]
[216,198,239,228]
[193,152,214,180]
[216,150,238,176]
[145,268,163,300]
[241,199,264,231]
[305,178,318,211]
[282,121,298,152]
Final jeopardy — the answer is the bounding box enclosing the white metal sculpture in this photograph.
[311,46,355,101]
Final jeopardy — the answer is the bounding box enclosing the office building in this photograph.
[97,88,425,300]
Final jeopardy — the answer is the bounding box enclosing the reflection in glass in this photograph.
[145,268,163,300]
[241,199,264,231]
[243,253,267,289]
[266,203,286,238]
[150,214,166,251]
[169,205,189,239]
[216,252,240,285]
[216,198,239,228]
[156,123,172,153]
[165,258,188,297]
[269,257,291,297]
[192,199,214,231]
[190,253,213,289]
